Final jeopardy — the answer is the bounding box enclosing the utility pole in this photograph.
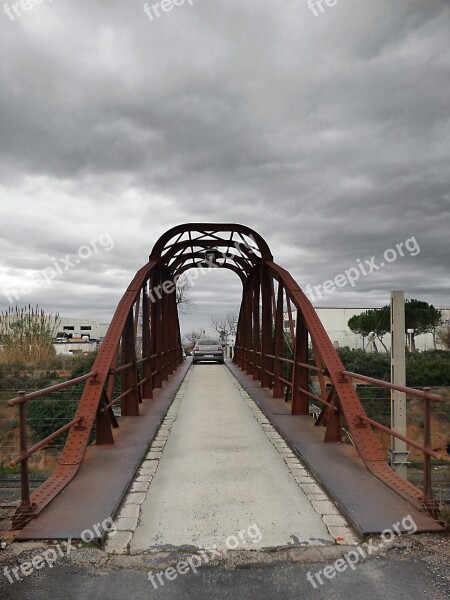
[390,291,409,478]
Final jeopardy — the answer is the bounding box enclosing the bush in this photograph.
[406,350,450,387]
[337,348,391,380]
[26,388,82,446]
[24,353,98,445]
[337,348,450,387]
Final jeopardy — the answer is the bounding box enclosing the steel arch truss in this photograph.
[234,260,425,507]
[12,223,427,525]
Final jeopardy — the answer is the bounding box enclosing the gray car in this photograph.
[192,339,225,364]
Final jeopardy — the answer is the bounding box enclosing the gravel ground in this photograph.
[384,531,450,598]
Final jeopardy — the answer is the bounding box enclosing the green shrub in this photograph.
[337,348,391,380]
[406,350,450,387]
[26,388,82,446]
[336,348,450,387]
[23,353,98,446]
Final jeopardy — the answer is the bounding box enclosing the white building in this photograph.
[54,317,110,341]
[284,307,450,352]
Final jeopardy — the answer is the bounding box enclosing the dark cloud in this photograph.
[0,0,449,334]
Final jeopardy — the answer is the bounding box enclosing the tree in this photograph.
[0,305,59,364]
[347,307,390,352]
[175,275,197,314]
[347,300,442,352]
[183,328,204,348]
[404,299,442,351]
[210,310,239,344]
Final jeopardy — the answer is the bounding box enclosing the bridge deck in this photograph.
[17,360,441,542]
[227,362,442,535]
[130,363,334,551]
[16,360,191,541]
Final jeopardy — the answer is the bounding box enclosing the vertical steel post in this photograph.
[121,308,139,416]
[244,282,254,375]
[234,305,244,368]
[142,283,154,400]
[312,340,328,402]
[292,311,309,415]
[167,279,177,375]
[273,283,284,398]
[240,282,249,373]
[260,264,272,388]
[252,269,261,380]
[96,390,115,445]
[18,393,31,507]
[423,389,433,504]
[151,269,163,389]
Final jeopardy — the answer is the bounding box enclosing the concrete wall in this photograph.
[54,341,98,355]
[55,317,109,340]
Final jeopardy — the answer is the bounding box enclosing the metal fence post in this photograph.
[423,388,432,505]
[17,392,31,508]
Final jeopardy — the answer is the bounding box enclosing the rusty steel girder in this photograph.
[10,224,433,526]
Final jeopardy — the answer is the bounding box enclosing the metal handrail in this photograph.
[8,372,98,406]
[238,341,444,505]
[10,417,84,466]
[341,370,443,402]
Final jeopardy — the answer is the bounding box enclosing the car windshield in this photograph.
[197,339,218,346]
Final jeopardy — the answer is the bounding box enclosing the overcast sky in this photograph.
[0,0,449,337]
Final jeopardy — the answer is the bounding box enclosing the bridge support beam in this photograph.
[121,308,140,416]
[273,283,284,399]
[292,311,309,415]
[151,269,163,390]
[141,283,154,400]
[261,264,272,389]
[96,390,116,445]
[252,269,261,380]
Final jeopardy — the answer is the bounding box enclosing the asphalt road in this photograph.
[0,556,447,600]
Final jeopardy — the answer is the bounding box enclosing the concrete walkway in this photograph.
[130,364,340,552]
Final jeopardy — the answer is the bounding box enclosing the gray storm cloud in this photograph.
[0,0,449,331]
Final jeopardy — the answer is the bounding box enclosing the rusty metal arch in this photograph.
[150,223,273,264]
[176,262,247,284]
[10,223,437,527]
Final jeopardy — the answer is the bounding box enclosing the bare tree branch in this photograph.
[183,328,204,347]
[210,309,239,342]
[176,275,197,314]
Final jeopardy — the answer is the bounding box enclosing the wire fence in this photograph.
[0,388,96,525]
[308,382,450,504]
[1,384,449,524]
[355,385,450,504]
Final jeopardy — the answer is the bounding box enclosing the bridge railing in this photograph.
[7,257,183,527]
[233,261,446,510]
[235,342,444,508]
[341,371,443,505]
[7,372,98,519]
[99,347,181,417]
